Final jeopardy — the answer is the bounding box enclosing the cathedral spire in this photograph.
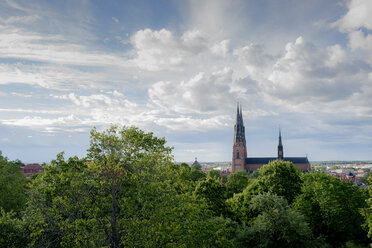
[278,128,283,160]
[234,103,245,143]
[232,103,247,172]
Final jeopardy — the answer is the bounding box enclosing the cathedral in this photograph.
[232,105,311,173]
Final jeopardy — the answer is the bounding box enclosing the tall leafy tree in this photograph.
[293,173,368,247]
[365,173,372,247]
[235,193,324,248]
[0,209,29,248]
[207,169,221,179]
[229,160,302,217]
[225,170,257,198]
[87,125,174,248]
[25,154,103,248]
[26,126,236,247]
[255,160,303,203]
[194,176,227,216]
[0,151,27,214]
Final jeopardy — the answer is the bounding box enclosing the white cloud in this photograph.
[131,29,184,71]
[332,0,372,32]
[1,15,40,24]
[267,36,368,103]
[0,108,64,114]
[348,30,372,53]
[210,39,230,57]
[0,27,129,67]
[154,115,231,131]
[149,68,239,113]
[0,63,127,90]
[1,115,87,129]
[131,28,231,71]
[234,43,272,68]
[332,0,372,62]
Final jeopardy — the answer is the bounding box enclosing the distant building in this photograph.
[192,157,201,166]
[232,104,311,173]
[23,163,44,178]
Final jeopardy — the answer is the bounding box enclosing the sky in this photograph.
[0,0,371,163]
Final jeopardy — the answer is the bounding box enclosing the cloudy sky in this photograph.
[0,0,371,163]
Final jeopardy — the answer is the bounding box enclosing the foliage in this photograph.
[0,209,29,248]
[207,169,221,179]
[365,173,372,246]
[0,151,27,215]
[225,170,257,198]
[189,169,206,181]
[235,193,325,248]
[226,184,256,224]
[179,162,190,168]
[3,127,371,247]
[293,173,368,247]
[194,176,227,216]
[24,154,104,248]
[255,160,303,203]
[25,126,236,247]
[227,161,302,223]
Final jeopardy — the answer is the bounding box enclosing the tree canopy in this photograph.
[254,160,303,203]
[23,126,236,247]
[0,128,371,247]
[0,151,27,215]
[293,173,368,247]
[235,193,324,248]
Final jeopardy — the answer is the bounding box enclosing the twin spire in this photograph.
[234,103,284,159]
[234,103,246,143]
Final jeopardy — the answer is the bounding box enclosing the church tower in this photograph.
[232,104,247,172]
[278,129,283,160]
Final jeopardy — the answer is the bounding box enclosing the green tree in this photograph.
[235,193,324,248]
[227,161,303,224]
[0,209,29,248]
[0,151,27,214]
[25,126,236,247]
[359,172,372,248]
[194,176,227,216]
[87,125,174,248]
[255,160,303,203]
[226,185,256,224]
[25,154,104,248]
[179,162,190,168]
[207,169,221,179]
[189,169,206,182]
[225,170,257,198]
[293,173,368,247]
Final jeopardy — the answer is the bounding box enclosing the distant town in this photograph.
[21,159,372,188]
[180,160,372,187]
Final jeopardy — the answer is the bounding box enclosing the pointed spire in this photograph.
[236,102,240,125]
[234,102,246,143]
[278,127,283,160]
[239,103,243,125]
